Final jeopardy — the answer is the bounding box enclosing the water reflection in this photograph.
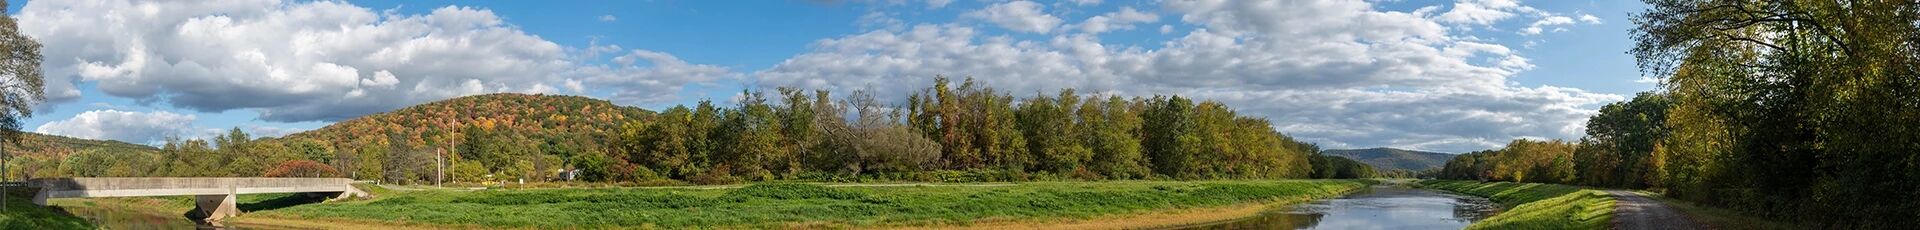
[1177,185,1501,230]
[60,201,210,229]
[57,199,293,230]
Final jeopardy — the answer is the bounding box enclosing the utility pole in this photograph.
[4,141,9,211]
[436,148,444,187]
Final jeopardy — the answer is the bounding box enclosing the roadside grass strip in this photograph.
[1419,180,1614,230]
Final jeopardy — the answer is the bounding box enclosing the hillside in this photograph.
[0,132,162,178]
[1323,147,1453,171]
[277,93,651,180]
[6,132,159,156]
[284,93,651,150]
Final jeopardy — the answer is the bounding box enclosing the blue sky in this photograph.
[9,0,1655,153]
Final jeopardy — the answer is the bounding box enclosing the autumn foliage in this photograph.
[264,160,340,178]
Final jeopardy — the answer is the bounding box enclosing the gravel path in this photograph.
[1607,190,1707,230]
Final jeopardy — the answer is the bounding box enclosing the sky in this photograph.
[8,0,1654,153]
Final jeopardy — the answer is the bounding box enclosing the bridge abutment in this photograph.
[194,191,240,222]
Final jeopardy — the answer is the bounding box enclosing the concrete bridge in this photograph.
[25,177,367,222]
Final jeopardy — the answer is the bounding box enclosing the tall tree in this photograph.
[1574,92,1669,188]
[1082,95,1147,179]
[1018,89,1091,174]
[1633,0,1919,226]
[0,1,43,144]
[1142,96,1197,178]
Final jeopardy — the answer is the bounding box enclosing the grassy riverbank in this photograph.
[1417,180,1613,230]
[226,180,1366,229]
[0,188,92,229]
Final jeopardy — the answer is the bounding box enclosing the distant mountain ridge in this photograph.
[1322,147,1453,171]
[7,132,159,158]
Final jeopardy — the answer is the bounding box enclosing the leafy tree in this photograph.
[1309,154,1377,179]
[0,1,42,144]
[776,88,820,177]
[1142,96,1197,178]
[264,160,341,178]
[1632,0,1919,226]
[1574,92,1669,188]
[58,149,113,177]
[1082,96,1148,178]
[1017,89,1091,174]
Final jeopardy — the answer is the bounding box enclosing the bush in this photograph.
[688,165,742,185]
[264,160,341,178]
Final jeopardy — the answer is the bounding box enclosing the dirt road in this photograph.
[1607,190,1706,230]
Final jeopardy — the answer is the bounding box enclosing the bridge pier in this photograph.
[194,190,241,222]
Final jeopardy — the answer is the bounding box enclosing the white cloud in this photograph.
[926,0,954,9]
[1435,0,1533,25]
[755,0,1617,152]
[1074,7,1159,34]
[1578,14,1602,24]
[20,1,724,121]
[1160,24,1174,34]
[962,1,1062,33]
[1521,16,1575,35]
[34,110,196,145]
[579,50,734,105]
[1070,0,1102,6]
[1635,76,1660,84]
[599,15,617,22]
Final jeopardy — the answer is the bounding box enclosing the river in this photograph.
[1174,185,1502,230]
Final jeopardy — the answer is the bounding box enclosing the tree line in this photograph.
[1442,1,1918,227]
[599,77,1370,183]
[5,78,1382,184]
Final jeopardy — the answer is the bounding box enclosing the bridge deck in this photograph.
[27,177,358,198]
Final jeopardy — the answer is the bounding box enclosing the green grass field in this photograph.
[239,180,1365,229]
[1417,180,1614,230]
[0,188,93,229]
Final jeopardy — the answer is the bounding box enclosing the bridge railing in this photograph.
[27,177,357,198]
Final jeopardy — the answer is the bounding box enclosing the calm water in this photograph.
[56,200,282,230]
[1176,185,1502,230]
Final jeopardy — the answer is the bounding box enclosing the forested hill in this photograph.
[1,132,162,178]
[4,132,159,158]
[284,93,651,147]
[1322,148,1451,171]
[274,93,652,180]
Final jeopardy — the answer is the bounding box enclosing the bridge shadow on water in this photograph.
[181,192,334,229]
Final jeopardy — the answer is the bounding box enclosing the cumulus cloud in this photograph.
[578,49,734,105]
[599,15,617,22]
[34,110,196,145]
[962,1,1062,33]
[19,0,723,122]
[755,0,1618,152]
[1435,0,1534,25]
[1578,14,1602,24]
[1073,7,1158,34]
[1522,16,1576,35]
